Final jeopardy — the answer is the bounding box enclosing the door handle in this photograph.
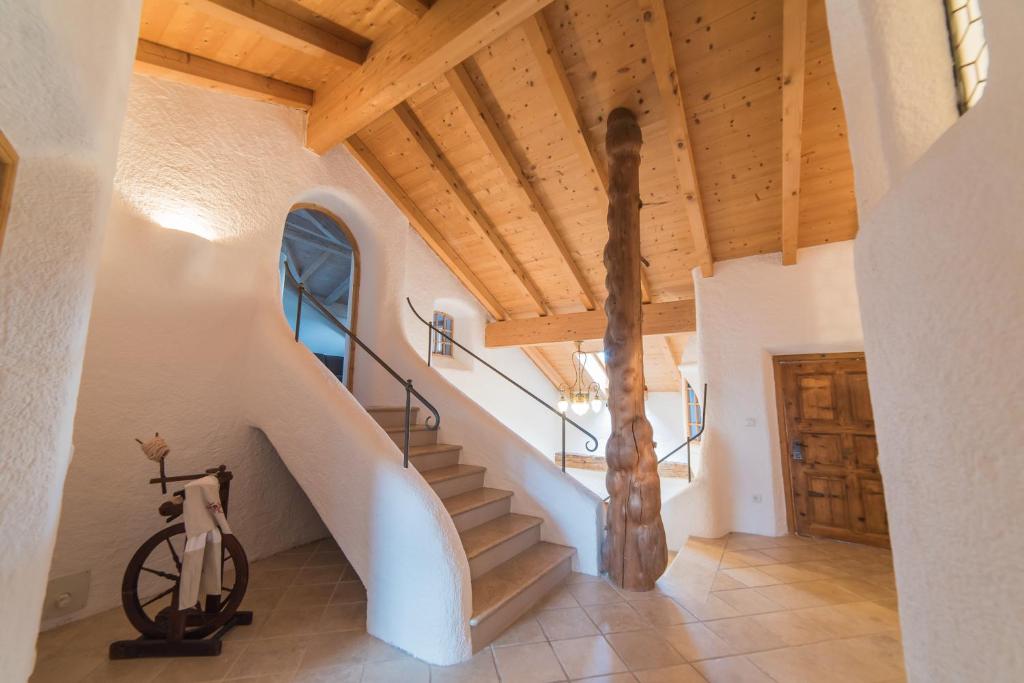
[791,440,805,461]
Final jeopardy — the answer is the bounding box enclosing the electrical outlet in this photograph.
[745,417,757,427]
[752,494,763,503]
[42,570,90,621]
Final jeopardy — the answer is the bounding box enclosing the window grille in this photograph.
[432,311,454,357]
[945,0,989,113]
[686,381,702,441]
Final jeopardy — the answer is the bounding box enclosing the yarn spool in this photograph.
[136,433,170,493]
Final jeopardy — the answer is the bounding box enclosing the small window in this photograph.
[431,311,454,357]
[945,0,989,113]
[686,381,703,441]
[0,130,18,256]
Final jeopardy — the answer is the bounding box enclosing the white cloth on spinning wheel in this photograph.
[178,475,233,610]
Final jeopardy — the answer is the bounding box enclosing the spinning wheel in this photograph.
[121,523,249,640]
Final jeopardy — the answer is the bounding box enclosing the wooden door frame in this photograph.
[0,130,18,257]
[772,351,867,535]
[289,203,361,391]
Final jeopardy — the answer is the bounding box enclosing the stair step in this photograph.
[443,488,514,532]
[469,542,576,651]
[384,423,438,448]
[423,464,486,498]
[366,405,420,429]
[461,514,543,579]
[407,443,462,472]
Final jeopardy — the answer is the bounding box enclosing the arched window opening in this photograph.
[280,205,359,389]
[945,0,989,113]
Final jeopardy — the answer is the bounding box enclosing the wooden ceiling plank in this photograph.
[134,39,314,108]
[781,0,808,266]
[485,299,696,347]
[391,0,431,17]
[345,135,508,320]
[393,102,550,316]
[184,0,368,65]
[444,64,597,312]
[307,0,555,154]
[521,14,608,196]
[639,0,714,278]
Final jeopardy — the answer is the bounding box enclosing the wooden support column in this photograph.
[601,108,667,591]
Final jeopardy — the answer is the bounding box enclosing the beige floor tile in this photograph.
[749,634,904,683]
[242,587,287,613]
[720,567,781,588]
[250,567,301,589]
[751,609,840,646]
[297,630,371,670]
[723,550,777,567]
[261,606,328,638]
[802,601,901,638]
[633,663,706,682]
[331,580,368,604]
[757,562,830,583]
[693,655,775,682]
[281,583,336,608]
[702,616,788,654]
[29,652,107,683]
[319,602,367,632]
[492,641,568,682]
[570,674,637,683]
[360,655,430,682]
[568,572,606,585]
[361,635,409,662]
[568,581,625,606]
[430,649,499,683]
[226,635,306,679]
[550,635,628,679]
[712,588,785,616]
[294,565,345,586]
[291,663,363,682]
[759,546,830,563]
[537,607,601,640]
[257,553,310,570]
[536,584,582,610]
[150,646,241,682]
[754,580,861,610]
[659,623,737,661]
[710,572,748,591]
[583,602,651,633]
[828,577,897,601]
[493,613,549,647]
[604,629,685,672]
[674,593,742,621]
[80,657,171,683]
[626,597,697,626]
[306,550,347,568]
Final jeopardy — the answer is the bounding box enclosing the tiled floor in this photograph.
[32,533,903,682]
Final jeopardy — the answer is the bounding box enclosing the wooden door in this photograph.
[774,353,889,547]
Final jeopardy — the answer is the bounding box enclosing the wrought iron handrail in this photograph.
[405,297,598,472]
[602,383,706,502]
[285,267,440,468]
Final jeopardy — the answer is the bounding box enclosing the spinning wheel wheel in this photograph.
[121,523,249,640]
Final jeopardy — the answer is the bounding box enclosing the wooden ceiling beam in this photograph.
[391,0,431,17]
[185,0,368,65]
[393,103,550,316]
[781,0,808,266]
[307,0,555,154]
[485,299,696,347]
[444,64,597,312]
[639,0,714,278]
[345,135,508,321]
[134,39,314,109]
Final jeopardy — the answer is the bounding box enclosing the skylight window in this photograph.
[945,0,989,113]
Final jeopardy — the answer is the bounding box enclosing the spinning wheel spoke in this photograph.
[141,566,180,582]
[140,586,175,608]
[165,538,182,570]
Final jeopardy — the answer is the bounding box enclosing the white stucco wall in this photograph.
[828,1,1024,680]
[669,242,863,544]
[0,1,141,680]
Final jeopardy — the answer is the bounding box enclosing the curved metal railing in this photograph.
[284,267,440,467]
[406,297,598,472]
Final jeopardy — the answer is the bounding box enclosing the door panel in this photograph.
[776,353,889,547]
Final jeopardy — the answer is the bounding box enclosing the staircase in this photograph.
[365,405,576,651]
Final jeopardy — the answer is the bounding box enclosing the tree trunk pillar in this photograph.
[602,107,668,591]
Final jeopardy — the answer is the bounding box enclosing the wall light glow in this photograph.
[149,206,218,241]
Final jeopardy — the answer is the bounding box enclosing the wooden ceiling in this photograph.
[135,0,857,393]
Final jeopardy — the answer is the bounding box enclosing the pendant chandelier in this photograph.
[556,341,604,416]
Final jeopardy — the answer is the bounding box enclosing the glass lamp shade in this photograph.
[590,397,604,413]
[557,396,569,413]
[570,393,589,415]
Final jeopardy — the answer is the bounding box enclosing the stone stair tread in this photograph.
[365,405,419,411]
[422,464,486,485]
[443,488,513,517]
[470,542,576,627]
[383,423,432,433]
[460,514,543,560]
[408,443,461,456]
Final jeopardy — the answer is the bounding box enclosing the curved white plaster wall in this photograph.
[673,242,863,542]
[0,1,141,679]
[828,2,1024,679]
